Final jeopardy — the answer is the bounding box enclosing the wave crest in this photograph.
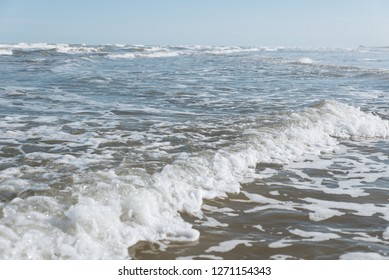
[1,100,388,259]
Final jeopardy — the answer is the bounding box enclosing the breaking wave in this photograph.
[1,100,388,259]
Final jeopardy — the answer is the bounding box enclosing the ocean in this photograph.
[0,43,388,260]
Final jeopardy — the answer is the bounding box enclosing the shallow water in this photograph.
[0,44,388,259]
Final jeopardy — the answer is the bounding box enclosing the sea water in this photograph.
[0,43,388,259]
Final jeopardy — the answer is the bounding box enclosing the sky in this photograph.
[0,0,389,47]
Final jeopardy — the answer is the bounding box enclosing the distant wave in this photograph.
[298,57,314,64]
[0,43,105,56]
[0,43,264,58]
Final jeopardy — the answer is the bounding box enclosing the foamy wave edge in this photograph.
[1,100,388,259]
[0,44,263,58]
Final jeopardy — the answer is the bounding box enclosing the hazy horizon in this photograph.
[1,0,389,48]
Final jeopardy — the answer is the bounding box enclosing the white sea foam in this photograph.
[1,100,388,259]
[253,224,265,231]
[0,44,341,60]
[204,46,259,55]
[177,254,223,260]
[0,49,13,55]
[244,189,389,223]
[270,254,298,260]
[55,45,102,54]
[268,238,293,248]
[202,205,238,217]
[382,226,389,240]
[205,239,252,253]
[298,57,314,64]
[202,217,228,228]
[289,229,340,242]
[269,229,340,249]
[259,46,282,52]
[107,53,136,59]
[108,50,181,59]
[4,42,59,50]
[0,43,103,55]
[138,51,180,58]
[340,252,389,260]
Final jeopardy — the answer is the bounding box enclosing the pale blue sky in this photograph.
[0,0,388,47]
